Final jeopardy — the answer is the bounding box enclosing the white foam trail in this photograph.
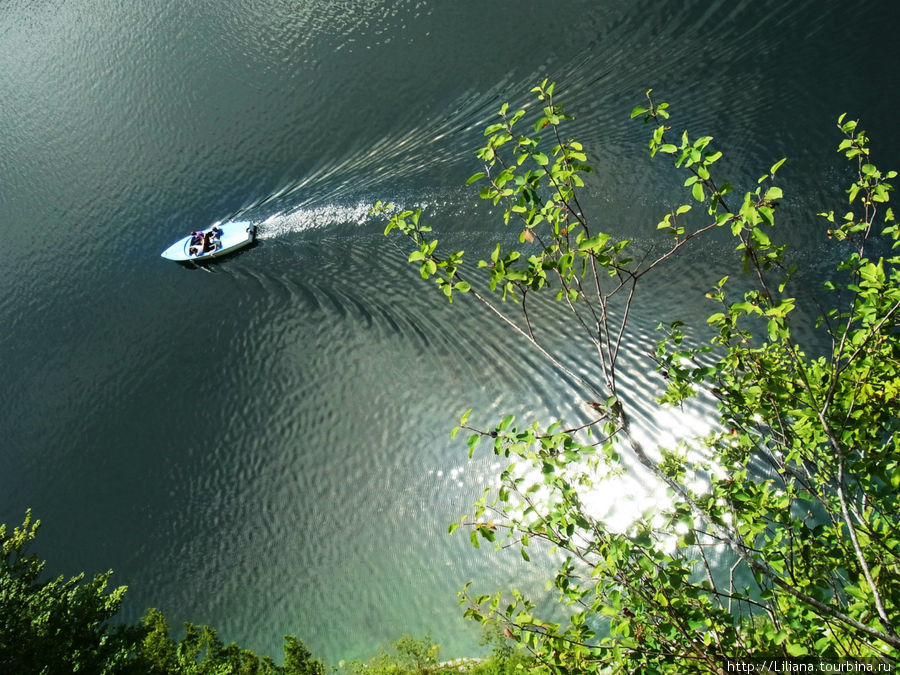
[256,202,378,239]
[253,194,456,240]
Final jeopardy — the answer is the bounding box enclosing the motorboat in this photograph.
[161,221,255,262]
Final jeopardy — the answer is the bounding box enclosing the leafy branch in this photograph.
[380,83,900,670]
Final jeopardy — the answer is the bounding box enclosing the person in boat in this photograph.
[201,229,221,254]
[188,230,204,256]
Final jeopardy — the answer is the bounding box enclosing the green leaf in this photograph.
[786,643,809,657]
[467,434,480,458]
[580,233,610,252]
[859,260,885,287]
[757,207,774,228]
[630,105,648,119]
[692,182,705,202]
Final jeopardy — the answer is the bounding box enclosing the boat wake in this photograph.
[249,187,473,242]
[254,202,378,240]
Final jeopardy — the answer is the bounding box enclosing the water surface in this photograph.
[2,0,899,663]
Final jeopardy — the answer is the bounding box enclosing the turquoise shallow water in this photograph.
[2,0,899,664]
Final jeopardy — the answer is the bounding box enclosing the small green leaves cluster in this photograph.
[467,79,634,305]
[374,202,470,301]
[338,630,536,674]
[135,610,325,674]
[629,89,670,123]
[820,115,898,250]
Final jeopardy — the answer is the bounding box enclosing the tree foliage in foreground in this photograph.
[0,511,135,673]
[378,81,900,671]
[0,511,325,674]
[339,630,534,674]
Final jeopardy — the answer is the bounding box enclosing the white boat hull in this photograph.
[161,221,255,262]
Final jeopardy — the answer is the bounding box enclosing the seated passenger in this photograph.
[201,230,220,253]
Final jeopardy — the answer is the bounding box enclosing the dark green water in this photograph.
[2,0,899,664]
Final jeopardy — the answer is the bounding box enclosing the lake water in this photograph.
[2,0,899,664]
